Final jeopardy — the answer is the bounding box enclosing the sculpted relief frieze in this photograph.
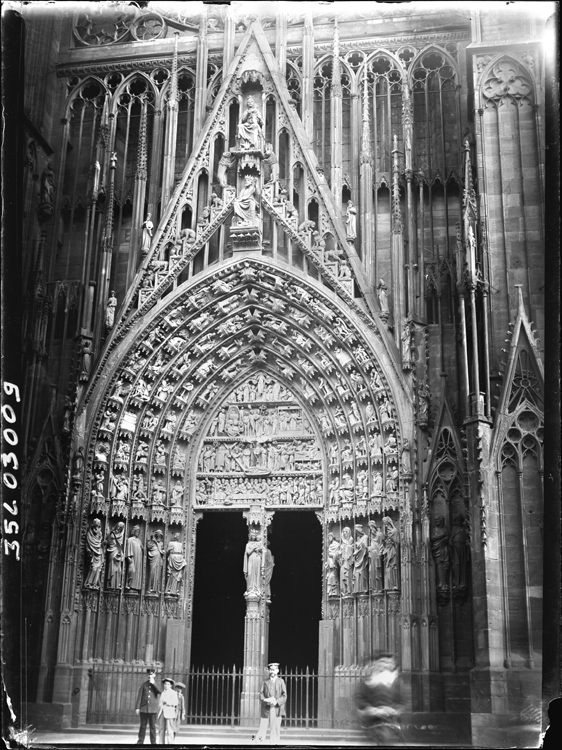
[79,258,405,591]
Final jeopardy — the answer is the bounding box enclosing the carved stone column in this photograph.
[240,510,273,726]
[240,592,269,726]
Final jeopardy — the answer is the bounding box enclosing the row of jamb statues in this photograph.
[83,520,187,596]
[326,518,400,596]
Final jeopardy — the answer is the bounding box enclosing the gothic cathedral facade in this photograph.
[7,2,556,746]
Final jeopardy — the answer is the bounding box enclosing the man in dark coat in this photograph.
[255,662,287,745]
[135,667,161,744]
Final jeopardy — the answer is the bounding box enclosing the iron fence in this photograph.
[86,663,364,728]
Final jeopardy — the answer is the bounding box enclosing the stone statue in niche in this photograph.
[431,515,450,591]
[233,175,259,226]
[368,520,384,592]
[105,521,125,589]
[72,446,85,482]
[345,200,357,241]
[217,151,235,187]
[141,213,154,255]
[211,191,223,209]
[151,479,166,505]
[92,469,105,497]
[401,321,414,369]
[326,532,340,596]
[450,513,469,592]
[142,409,157,431]
[165,532,187,595]
[170,480,184,507]
[79,338,93,381]
[377,279,389,318]
[417,383,431,425]
[110,474,129,502]
[386,467,399,494]
[147,529,164,593]
[126,524,143,591]
[101,409,116,433]
[382,516,399,590]
[243,527,263,597]
[263,146,279,184]
[328,476,340,505]
[39,162,55,212]
[197,206,211,229]
[353,524,369,594]
[105,291,117,331]
[339,526,354,596]
[398,440,410,476]
[237,95,264,150]
[133,474,147,502]
[84,518,104,589]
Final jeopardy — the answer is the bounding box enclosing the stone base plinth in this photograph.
[230,225,262,252]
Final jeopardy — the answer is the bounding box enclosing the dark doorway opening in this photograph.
[268,511,322,670]
[190,511,247,669]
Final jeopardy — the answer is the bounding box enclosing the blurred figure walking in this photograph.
[356,652,402,745]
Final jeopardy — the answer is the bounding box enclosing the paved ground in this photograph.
[23,727,469,747]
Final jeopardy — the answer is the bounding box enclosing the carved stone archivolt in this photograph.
[78,255,407,608]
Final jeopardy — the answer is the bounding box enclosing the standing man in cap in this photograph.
[158,677,179,744]
[135,667,161,745]
[255,662,287,745]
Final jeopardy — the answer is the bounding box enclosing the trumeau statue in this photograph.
[243,527,263,596]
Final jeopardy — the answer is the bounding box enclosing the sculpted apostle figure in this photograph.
[147,529,164,593]
[237,95,264,150]
[106,521,125,589]
[339,526,354,596]
[325,532,341,596]
[352,524,369,594]
[382,516,400,590]
[368,520,384,592]
[126,524,143,591]
[165,532,187,595]
[84,518,104,589]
